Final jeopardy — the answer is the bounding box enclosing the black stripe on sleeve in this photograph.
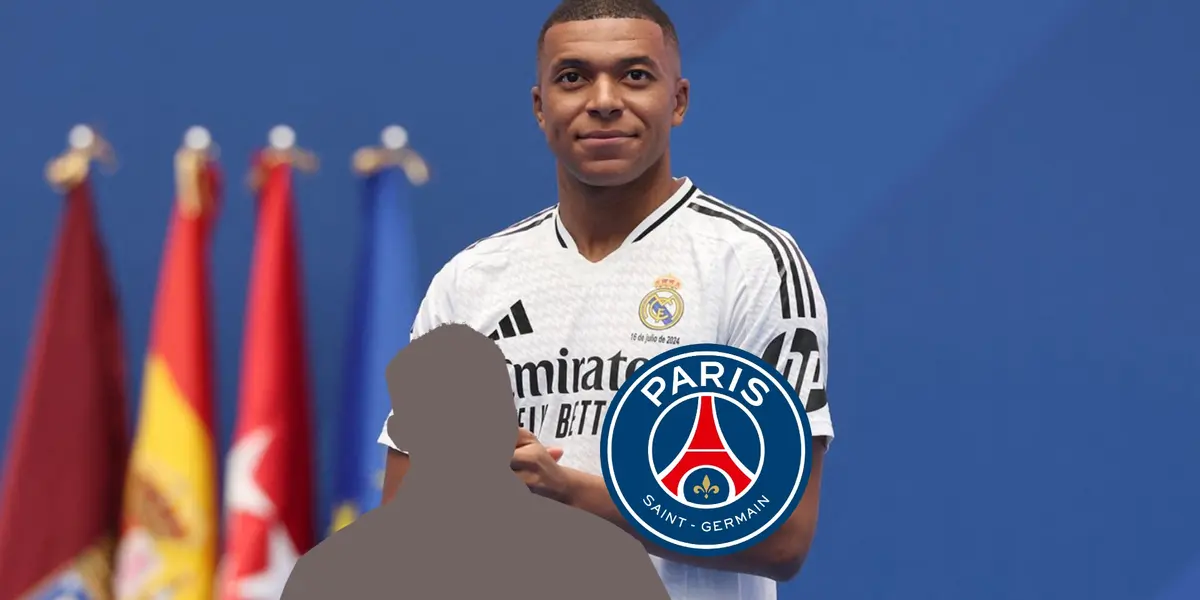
[686,202,794,319]
[697,194,808,318]
[775,228,818,320]
[503,206,556,231]
[465,210,555,250]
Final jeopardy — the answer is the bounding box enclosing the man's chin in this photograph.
[567,159,645,188]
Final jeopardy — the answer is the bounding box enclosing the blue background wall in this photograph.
[2,0,1198,597]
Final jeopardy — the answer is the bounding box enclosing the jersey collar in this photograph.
[553,176,698,251]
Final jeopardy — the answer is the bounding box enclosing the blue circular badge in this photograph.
[600,343,813,557]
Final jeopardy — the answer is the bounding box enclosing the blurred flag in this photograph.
[220,145,316,599]
[0,139,129,600]
[113,135,222,600]
[330,162,422,533]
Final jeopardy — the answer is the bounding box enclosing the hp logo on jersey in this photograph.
[601,343,813,557]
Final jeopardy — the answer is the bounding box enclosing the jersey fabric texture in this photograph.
[377,177,834,600]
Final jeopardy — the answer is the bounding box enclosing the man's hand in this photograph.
[511,428,571,502]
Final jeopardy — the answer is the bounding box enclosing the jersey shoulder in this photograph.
[678,187,810,281]
[454,205,556,261]
[436,204,557,277]
[429,206,559,300]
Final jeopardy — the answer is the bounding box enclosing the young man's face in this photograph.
[533,18,689,187]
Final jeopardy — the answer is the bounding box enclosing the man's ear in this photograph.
[672,78,690,127]
[532,85,546,131]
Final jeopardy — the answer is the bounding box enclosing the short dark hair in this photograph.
[537,0,679,52]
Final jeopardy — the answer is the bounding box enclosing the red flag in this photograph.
[0,178,130,600]
[219,153,316,599]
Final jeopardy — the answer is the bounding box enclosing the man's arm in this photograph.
[381,448,410,504]
[563,438,826,582]
[378,260,458,505]
[606,529,673,599]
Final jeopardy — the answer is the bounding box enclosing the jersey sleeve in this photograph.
[376,262,459,453]
[725,229,834,445]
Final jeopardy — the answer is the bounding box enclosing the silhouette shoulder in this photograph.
[524,497,668,597]
[282,534,339,599]
[282,510,397,600]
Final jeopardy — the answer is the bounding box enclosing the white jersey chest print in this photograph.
[377,177,834,600]
[479,234,722,474]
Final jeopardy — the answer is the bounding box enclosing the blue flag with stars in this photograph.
[331,165,421,533]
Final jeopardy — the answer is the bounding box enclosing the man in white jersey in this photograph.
[377,1,834,598]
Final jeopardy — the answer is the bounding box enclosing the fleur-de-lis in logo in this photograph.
[693,475,720,499]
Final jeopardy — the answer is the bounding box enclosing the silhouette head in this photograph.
[385,323,517,479]
[282,328,674,600]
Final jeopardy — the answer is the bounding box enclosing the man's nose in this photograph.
[586,78,624,120]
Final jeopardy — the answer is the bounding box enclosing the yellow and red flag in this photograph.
[220,141,317,599]
[113,132,222,600]
[0,131,129,600]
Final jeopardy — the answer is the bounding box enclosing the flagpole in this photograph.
[45,124,117,191]
[248,125,319,192]
[175,126,218,218]
[351,124,430,185]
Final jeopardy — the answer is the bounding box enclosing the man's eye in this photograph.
[557,72,582,83]
[628,70,651,81]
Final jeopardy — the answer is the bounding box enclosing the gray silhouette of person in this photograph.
[281,323,671,599]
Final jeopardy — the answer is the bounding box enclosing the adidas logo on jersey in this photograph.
[488,300,534,340]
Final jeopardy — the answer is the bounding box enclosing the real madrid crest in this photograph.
[640,275,685,331]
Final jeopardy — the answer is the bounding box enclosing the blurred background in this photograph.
[2,0,1199,598]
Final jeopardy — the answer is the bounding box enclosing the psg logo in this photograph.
[600,343,814,557]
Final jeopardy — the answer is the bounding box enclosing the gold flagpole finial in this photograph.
[45,124,118,191]
[351,124,430,186]
[175,126,216,218]
[249,125,319,192]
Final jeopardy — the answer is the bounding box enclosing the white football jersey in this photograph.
[378,177,834,600]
